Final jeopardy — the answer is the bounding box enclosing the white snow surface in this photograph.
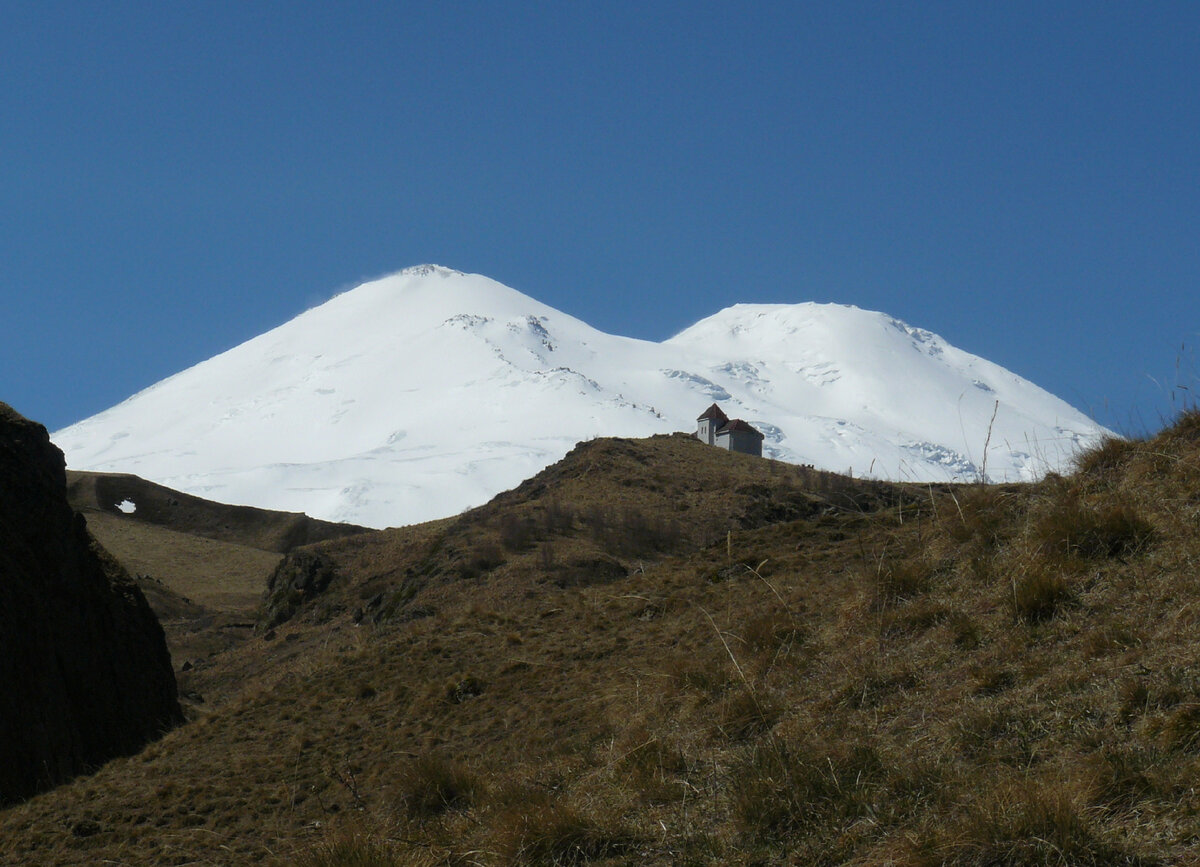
[54,265,1111,529]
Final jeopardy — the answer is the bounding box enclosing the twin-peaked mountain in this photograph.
[54,266,1110,528]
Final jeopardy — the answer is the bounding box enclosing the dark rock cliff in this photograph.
[0,403,182,805]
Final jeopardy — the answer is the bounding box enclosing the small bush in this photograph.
[834,662,920,710]
[445,674,486,704]
[458,540,505,579]
[499,512,538,552]
[949,611,982,648]
[584,505,684,557]
[615,732,688,805]
[883,599,952,636]
[972,665,1016,696]
[1161,408,1200,443]
[942,487,1018,548]
[664,654,729,698]
[954,706,1046,766]
[541,500,576,535]
[741,611,805,658]
[1117,678,1151,723]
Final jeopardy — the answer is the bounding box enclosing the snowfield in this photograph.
[54,265,1111,528]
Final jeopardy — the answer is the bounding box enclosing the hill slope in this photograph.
[4,414,1199,864]
[53,265,1108,528]
[65,470,370,694]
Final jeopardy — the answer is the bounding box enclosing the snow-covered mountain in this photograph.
[54,265,1109,528]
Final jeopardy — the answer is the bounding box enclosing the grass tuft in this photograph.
[1030,497,1154,559]
[938,779,1134,867]
[394,752,480,820]
[490,789,636,866]
[1010,563,1075,623]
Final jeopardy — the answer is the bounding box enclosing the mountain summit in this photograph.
[54,266,1109,528]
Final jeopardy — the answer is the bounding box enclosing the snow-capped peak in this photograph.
[53,267,1111,528]
[400,264,464,278]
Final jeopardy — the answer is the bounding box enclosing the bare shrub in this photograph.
[584,505,683,557]
[498,512,537,552]
[663,653,729,698]
[1160,407,1200,443]
[949,611,982,648]
[1117,678,1151,723]
[445,674,486,704]
[741,610,805,658]
[457,539,505,579]
[615,730,688,805]
[541,500,576,536]
[942,487,1019,549]
[1158,703,1200,752]
[869,555,933,611]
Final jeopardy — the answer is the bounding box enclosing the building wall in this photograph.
[718,429,763,457]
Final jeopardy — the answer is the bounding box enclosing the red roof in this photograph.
[697,403,729,422]
[717,418,765,439]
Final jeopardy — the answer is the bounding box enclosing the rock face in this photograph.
[260,550,340,630]
[0,403,182,805]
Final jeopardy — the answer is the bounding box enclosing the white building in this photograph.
[695,403,765,457]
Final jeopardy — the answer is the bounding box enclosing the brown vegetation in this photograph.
[4,416,1200,864]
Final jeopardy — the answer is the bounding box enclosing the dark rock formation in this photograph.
[0,403,182,805]
[260,549,340,629]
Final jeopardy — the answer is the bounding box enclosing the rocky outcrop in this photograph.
[0,403,182,805]
[260,550,340,630]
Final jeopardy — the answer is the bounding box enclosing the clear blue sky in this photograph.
[4,2,1197,435]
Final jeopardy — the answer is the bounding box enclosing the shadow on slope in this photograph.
[67,470,369,553]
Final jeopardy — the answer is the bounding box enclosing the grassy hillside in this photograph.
[3,419,1200,865]
[66,471,375,700]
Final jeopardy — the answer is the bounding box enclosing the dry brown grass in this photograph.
[5,417,1200,864]
[82,508,280,611]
